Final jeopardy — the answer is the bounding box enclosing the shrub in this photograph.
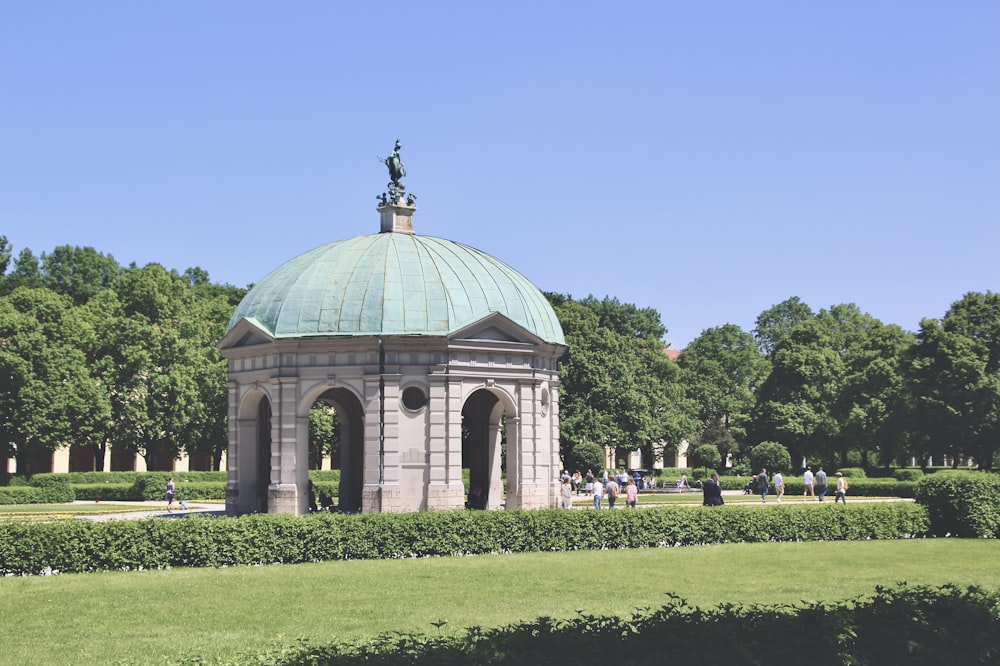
[565,441,604,475]
[202,585,1000,666]
[915,472,1000,537]
[689,444,721,470]
[749,442,791,474]
[66,484,134,502]
[836,467,867,478]
[0,476,75,504]
[690,467,713,481]
[894,468,924,482]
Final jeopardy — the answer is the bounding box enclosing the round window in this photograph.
[401,386,428,411]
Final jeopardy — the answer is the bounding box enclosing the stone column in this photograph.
[225,380,241,515]
[269,377,300,515]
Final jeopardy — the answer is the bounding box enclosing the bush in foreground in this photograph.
[178,584,1000,666]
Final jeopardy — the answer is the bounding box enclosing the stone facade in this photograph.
[217,313,564,515]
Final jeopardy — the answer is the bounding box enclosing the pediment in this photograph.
[217,317,276,351]
[449,312,544,345]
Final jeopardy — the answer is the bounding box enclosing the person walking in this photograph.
[803,466,815,500]
[165,476,176,512]
[774,471,784,503]
[815,466,828,501]
[606,477,620,509]
[592,477,604,509]
[758,468,768,503]
[625,477,638,508]
[835,472,848,504]
[561,476,573,508]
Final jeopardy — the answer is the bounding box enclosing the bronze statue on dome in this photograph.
[384,140,405,184]
[378,140,412,205]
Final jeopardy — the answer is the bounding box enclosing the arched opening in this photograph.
[310,388,364,513]
[462,389,510,510]
[255,398,272,513]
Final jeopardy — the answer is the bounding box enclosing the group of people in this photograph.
[566,469,654,497]
[560,470,642,509]
[755,465,848,503]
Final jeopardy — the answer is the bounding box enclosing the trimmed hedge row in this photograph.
[195,584,1000,666]
[0,503,929,575]
[32,471,227,485]
[916,472,1000,537]
[0,477,74,505]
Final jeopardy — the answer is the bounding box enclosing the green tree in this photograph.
[749,441,791,474]
[680,324,768,461]
[908,292,1000,470]
[40,245,121,305]
[89,264,206,469]
[548,294,698,466]
[754,296,814,356]
[751,316,843,468]
[0,236,10,275]
[0,287,107,473]
[12,248,39,278]
[565,440,605,475]
[690,443,722,470]
[840,322,914,467]
[751,303,906,470]
[309,401,341,470]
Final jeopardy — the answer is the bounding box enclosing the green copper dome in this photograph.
[227,233,565,345]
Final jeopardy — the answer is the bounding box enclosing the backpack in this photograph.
[843,478,849,490]
[609,482,620,499]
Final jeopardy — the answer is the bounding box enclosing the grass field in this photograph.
[2,539,997,666]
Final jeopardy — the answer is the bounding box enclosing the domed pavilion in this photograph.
[217,145,567,515]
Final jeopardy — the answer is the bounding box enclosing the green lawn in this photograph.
[1,539,997,665]
[0,503,154,515]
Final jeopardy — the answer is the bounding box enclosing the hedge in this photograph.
[0,503,929,576]
[915,472,1000,538]
[191,584,1000,666]
[0,476,74,505]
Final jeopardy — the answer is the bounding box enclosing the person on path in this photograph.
[702,473,724,506]
[165,477,176,512]
[625,477,638,508]
[592,478,604,509]
[606,478,620,509]
[835,472,848,504]
[803,466,815,500]
[561,476,573,508]
[774,471,785,503]
[758,468,768,503]
[679,474,690,493]
[585,469,595,496]
[815,467,828,501]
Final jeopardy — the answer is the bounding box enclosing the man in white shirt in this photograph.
[803,466,815,500]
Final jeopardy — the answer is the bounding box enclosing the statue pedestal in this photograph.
[378,202,416,234]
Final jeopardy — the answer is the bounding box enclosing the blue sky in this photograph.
[2,2,997,349]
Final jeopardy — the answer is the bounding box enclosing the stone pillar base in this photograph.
[269,483,300,515]
[425,486,465,511]
[509,485,554,510]
[363,484,404,513]
[226,484,239,516]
